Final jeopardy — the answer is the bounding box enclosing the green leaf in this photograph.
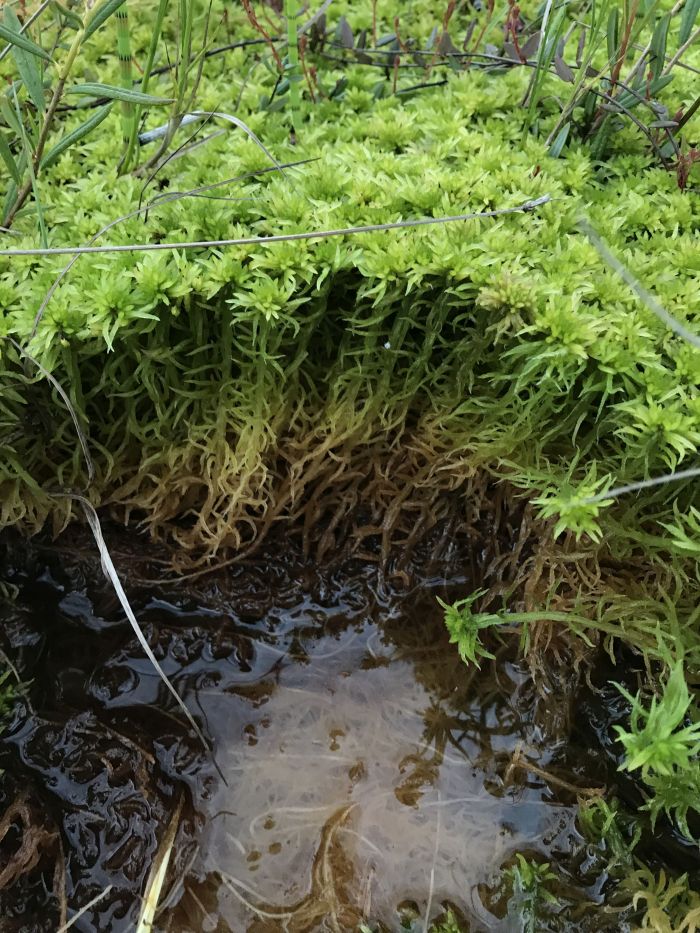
[0,93,23,135]
[548,122,570,157]
[679,0,700,44]
[648,73,674,95]
[0,18,50,61]
[2,178,17,224]
[4,7,46,113]
[607,7,619,63]
[617,74,673,110]
[66,83,174,105]
[51,0,83,29]
[41,102,113,169]
[615,663,700,779]
[649,13,671,80]
[0,130,20,183]
[83,0,128,41]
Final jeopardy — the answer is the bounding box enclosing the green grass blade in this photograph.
[50,0,83,29]
[679,0,700,42]
[10,87,47,244]
[548,121,570,156]
[0,94,23,135]
[41,102,113,169]
[0,19,50,60]
[66,83,174,104]
[0,130,20,183]
[649,12,670,79]
[83,0,128,41]
[607,6,619,62]
[4,7,46,113]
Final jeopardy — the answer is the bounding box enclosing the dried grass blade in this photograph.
[56,886,113,932]
[579,218,700,349]
[137,793,184,933]
[0,195,552,257]
[67,495,210,751]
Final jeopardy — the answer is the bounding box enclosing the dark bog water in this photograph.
[0,530,671,931]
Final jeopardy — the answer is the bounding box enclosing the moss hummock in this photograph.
[0,0,697,574]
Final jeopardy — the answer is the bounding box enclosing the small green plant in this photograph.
[438,589,659,668]
[621,866,700,932]
[643,762,700,842]
[429,910,463,933]
[504,854,559,933]
[438,590,509,667]
[532,465,614,542]
[615,662,700,841]
[578,797,641,872]
[360,908,465,932]
[615,662,700,779]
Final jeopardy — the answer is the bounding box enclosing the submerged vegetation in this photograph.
[0,0,699,926]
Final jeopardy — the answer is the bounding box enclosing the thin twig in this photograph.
[592,87,675,163]
[506,746,604,797]
[583,467,700,504]
[0,0,52,62]
[56,886,113,932]
[663,23,700,75]
[0,195,552,258]
[579,218,700,349]
[29,158,315,338]
[299,0,333,35]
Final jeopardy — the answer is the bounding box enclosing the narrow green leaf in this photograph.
[614,71,673,110]
[649,13,671,80]
[41,102,113,169]
[0,93,23,135]
[607,7,619,63]
[84,0,128,41]
[51,0,83,29]
[0,19,50,60]
[66,83,174,105]
[0,130,20,183]
[648,73,674,95]
[2,178,17,225]
[4,8,46,113]
[679,0,700,44]
[548,121,570,157]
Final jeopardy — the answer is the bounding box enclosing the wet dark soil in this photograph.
[0,527,692,931]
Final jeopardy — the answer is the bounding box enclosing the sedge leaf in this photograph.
[0,19,50,60]
[51,0,83,29]
[84,0,128,41]
[649,13,671,80]
[66,83,173,105]
[548,121,570,157]
[680,0,700,44]
[4,7,46,113]
[41,103,113,169]
[607,7,619,63]
[0,131,20,183]
[0,94,23,135]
